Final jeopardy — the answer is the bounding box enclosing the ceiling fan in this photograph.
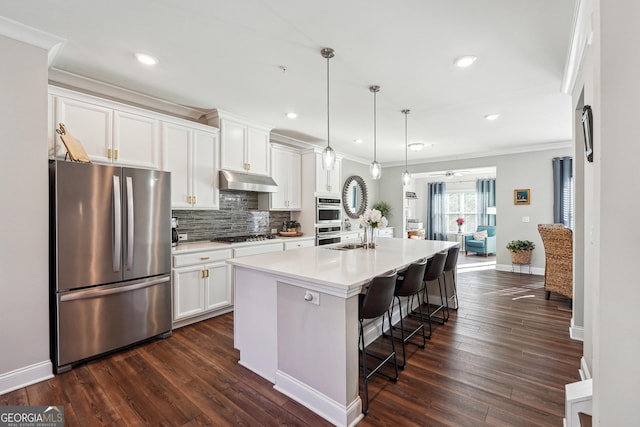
[426,170,470,178]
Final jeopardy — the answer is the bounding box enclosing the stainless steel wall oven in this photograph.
[316,224,342,246]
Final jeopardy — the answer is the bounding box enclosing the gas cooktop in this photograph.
[211,234,276,243]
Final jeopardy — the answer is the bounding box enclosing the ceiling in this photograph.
[1,0,576,165]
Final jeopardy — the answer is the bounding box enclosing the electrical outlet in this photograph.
[178,233,188,241]
[271,228,278,234]
[522,216,530,223]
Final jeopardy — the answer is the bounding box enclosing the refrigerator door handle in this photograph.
[113,175,121,272]
[59,276,170,302]
[126,176,134,270]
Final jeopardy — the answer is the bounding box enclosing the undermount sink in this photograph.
[324,243,363,251]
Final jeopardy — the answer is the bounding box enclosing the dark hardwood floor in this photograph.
[1,269,581,426]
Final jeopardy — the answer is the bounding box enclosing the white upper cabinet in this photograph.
[50,87,162,169]
[54,95,113,163]
[192,129,219,209]
[163,121,219,210]
[314,152,342,195]
[246,127,270,176]
[207,110,272,176]
[259,144,301,211]
[113,111,160,169]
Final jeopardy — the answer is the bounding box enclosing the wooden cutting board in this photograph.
[56,123,91,163]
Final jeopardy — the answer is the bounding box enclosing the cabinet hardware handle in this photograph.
[187,196,192,204]
[201,270,206,279]
[107,148,112,159]
[193,196,197,205]
[200,256,210,260]
[114,149,119,160]
[205,269,209,278]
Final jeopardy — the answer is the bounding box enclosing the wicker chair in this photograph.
[537,224,573,300]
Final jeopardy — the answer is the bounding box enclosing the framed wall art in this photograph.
[514,189,530,205]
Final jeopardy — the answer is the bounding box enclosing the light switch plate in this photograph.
[178,233,188,241]
[522,216,530,223]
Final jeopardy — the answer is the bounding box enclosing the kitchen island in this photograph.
[227,238,456,426]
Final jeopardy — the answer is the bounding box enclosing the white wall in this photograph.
[0,36,52,392]
[593,1,640,423]
[378,146,571,270]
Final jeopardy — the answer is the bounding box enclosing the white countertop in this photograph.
[227,238,457,296]
[172,235,314,254]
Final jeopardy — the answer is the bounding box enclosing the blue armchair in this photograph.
[465,225,496,256]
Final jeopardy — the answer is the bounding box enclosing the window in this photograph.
[553,156,573,229]
[445,191,477,233]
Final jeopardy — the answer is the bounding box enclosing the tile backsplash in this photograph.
[172,190,290,242]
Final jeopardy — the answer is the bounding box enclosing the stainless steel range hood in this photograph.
[219,170,278,193]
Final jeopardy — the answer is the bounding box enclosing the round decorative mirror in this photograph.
[342,175,368,219]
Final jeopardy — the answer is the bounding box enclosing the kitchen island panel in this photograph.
[234,267,278,383]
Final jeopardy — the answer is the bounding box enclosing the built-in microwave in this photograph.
[316,197,342,224]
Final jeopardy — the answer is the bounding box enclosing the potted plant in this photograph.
[371,201,392,220]
[286,220,301,234]
[506,240,535,264]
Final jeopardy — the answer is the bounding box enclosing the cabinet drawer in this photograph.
[173,249,233,268]
[234,242,283,258]
[284,239,315,251]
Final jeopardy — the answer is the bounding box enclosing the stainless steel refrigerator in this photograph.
[50,160,172,373]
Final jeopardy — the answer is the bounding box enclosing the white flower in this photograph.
[379,216,388,229]
[359,208,387,229]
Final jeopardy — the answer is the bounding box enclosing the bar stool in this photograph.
[358,270,398,415]
[442,245,460,320]
[422,251,448,330]
[388,258,428,369]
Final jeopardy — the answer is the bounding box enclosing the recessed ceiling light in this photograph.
[484,113,500,121]
[353,138,363,144]
[454,55,477,68]
[286,112,298,119]
[135,53,158,66]
[408,143,424,151]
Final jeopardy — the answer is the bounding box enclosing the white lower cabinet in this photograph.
[283,238,315,251]
[341,230,363,244]
[172,248,232,327]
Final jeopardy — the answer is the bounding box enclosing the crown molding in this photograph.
[48,68,208,122]
[561,0,593,94]
[384,140,573,168]
[0,16,65,66]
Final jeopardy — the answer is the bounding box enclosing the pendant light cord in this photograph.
[326,55,330,149]
[373,90,377,162]
[404,110,408,169]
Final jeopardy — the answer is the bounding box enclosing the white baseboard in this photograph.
[0,360,53,395]
[580,357,591,380]
[495,264,544,275]
[172,306,234,330]
[570,319,584,342]
[274,370,363,427]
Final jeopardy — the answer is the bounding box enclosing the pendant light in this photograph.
[321,47,336,170]
[401,109,411,186]
[369,85,382,180]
